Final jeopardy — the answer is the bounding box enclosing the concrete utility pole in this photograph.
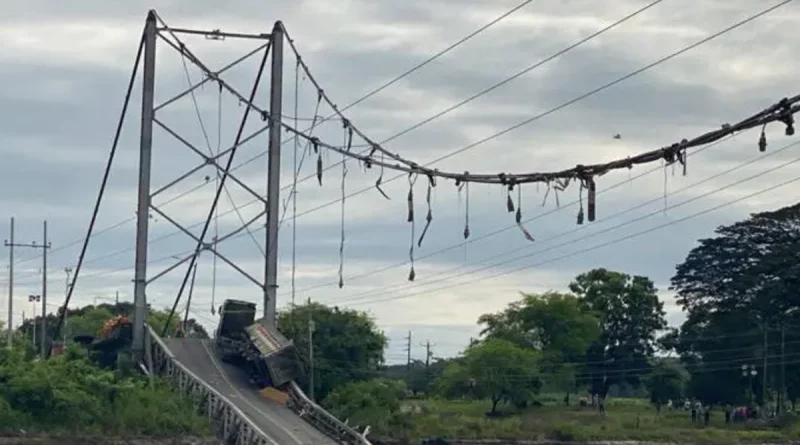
[132,10,157,357]
[41,221,49,355]
[307,297,315,401]
[6,219,50,351]
[404,331,412,379]
[762,324,768,418]
[263,21,284,325]
[4,217,14,348]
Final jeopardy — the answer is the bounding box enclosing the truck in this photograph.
[215,299,302,388]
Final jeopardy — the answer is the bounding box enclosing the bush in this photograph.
[0,345,210,435]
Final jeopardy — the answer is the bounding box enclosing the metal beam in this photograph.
[157,27,271,41]
[132,10,157,356]
[264,21,284,325]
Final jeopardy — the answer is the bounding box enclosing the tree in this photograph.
[323,378,408,434]
[645,360,685,413]
[569,268,667,399]
[670,203,800,408]
[438,338,541,414]
[278,302,387,401]
[478,291,600,395]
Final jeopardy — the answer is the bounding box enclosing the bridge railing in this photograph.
[287,380,373,445]
[144,325,274,445]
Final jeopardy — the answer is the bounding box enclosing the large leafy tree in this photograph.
[278,302,387,401]
[436,338,542,414]
[645,360,685,413]
[670,203,800,407]
[478,291,600,393]
[672,203,800,318]
[569,268,667,399]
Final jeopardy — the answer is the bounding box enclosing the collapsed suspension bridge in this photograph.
[5,3,796,445]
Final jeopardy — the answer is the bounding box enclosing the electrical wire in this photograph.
[278,134,738,297]
[337,170,800,308]
[311,137,800,304]
[281,0,667,169]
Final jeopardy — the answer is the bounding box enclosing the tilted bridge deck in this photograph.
[164,338,336,445]
[144,325,369,445]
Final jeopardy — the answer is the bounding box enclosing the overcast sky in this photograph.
[1,0,798,364]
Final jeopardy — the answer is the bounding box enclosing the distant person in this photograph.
[704,406,710,426]
[724,403,732,423]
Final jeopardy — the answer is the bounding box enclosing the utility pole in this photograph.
[6,220,50,351]
[63,267,72,342]
[263,21,284,326]
[4,217,14,348]
[40,221,50,356]
[762,323,768,418]
[421,340,435,368]
[132,10,157,357]
[307,297,315,401]
[421,339,436,388]
[781,325,786,415]
[403,331,412,379]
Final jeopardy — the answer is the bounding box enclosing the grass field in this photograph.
[395,395,799,444]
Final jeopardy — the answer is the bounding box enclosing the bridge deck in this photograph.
[163,338,337,445]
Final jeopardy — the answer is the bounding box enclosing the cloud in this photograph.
[1,0,799,360]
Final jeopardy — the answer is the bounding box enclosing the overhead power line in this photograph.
[331,138,800,305]
[338,169,800,308]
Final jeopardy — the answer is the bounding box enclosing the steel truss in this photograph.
[132,10,284,355]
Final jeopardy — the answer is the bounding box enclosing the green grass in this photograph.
[390,395,799,444]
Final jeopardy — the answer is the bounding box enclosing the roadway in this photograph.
[163,338,338,445]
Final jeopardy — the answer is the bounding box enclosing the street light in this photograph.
[742,364,758,405]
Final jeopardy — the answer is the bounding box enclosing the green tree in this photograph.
[278,302,387,401]
[645,360,685,413]
[438,338,541,414]
[670,203,800,408]
[569,268,667,399]
[478,291,600,395]
[323,378,407,433]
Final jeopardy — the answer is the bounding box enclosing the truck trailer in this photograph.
[215,299,302,388]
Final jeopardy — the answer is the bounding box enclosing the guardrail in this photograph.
[144,325,277,445]
[145,325,373,445]
[287,380,373,445]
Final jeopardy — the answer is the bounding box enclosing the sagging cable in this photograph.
[338,152,347,288]
[375,151,390,199]
[417,175,435,247]
[407,173,419,281]
[515,185,535,242]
